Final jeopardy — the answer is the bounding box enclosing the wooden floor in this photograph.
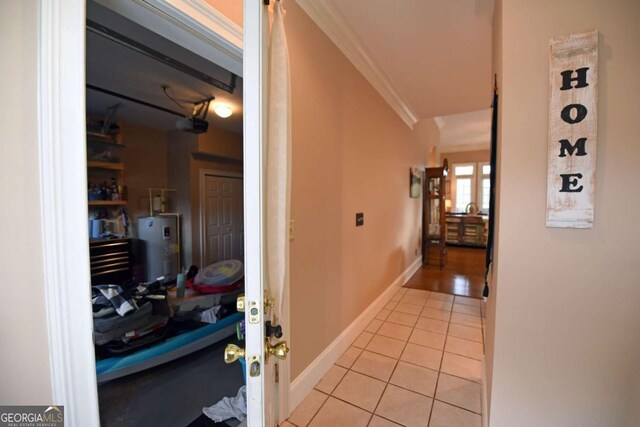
[404,246,486,298]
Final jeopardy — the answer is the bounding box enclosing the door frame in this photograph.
[37,0,281,425]
[199,169,244,267]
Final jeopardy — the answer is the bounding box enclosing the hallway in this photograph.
[405,247,486,298]
[284,287,484,427]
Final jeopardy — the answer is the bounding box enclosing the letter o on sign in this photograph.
[560,104,588,124]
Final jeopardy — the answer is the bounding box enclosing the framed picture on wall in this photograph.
[410,167,422,198]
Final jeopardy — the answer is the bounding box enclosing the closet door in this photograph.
[202,174,244,265]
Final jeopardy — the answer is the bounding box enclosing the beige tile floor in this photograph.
[284,287,485,427]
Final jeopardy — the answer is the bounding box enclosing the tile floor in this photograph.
[283,287,485,427]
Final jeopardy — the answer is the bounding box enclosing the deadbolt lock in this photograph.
[265,340,289,363]
[224,344,245,364]
[238,293,274,319]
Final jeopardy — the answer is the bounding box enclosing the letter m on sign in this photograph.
[546,29,598,228]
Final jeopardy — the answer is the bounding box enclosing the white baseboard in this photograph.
[482,357,489,427]
[288,256,423,412]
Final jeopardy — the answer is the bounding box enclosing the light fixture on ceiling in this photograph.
[213,103,233,118]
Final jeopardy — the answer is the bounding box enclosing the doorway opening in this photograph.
[415,110,494,299]
[85,1,246,425]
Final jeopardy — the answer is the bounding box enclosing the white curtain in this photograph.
[266,0,291,325]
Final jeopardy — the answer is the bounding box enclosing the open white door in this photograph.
[240,1,291,426]
[37,0,287,423]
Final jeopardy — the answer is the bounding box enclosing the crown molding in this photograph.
[294,0,419,129]
[161,0,243,49]
[96,0,243,76]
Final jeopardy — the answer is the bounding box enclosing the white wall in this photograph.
[0,0,53,404]
[487,1,640,426]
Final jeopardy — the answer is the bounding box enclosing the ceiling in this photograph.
[295,0,493,147]
[86,1,243,134]
[328,0,493,120]
[86,0,493,141]
[436,109,491,153]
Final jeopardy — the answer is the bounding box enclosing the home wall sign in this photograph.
[546,29,598,228]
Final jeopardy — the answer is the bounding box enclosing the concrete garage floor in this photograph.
[98,334,244,427]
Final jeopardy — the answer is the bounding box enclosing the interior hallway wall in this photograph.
[488,1,640,426]
[203,0,243,27]
[484,0,503,415]
[286,1,428,378]
[442,149,490,166]
[422,119,440,167]
[0,0,53,404]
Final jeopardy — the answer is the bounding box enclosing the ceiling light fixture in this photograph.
[213,104,233,118]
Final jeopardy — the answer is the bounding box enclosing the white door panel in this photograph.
[243,0,273,425]
[203,175,244,265]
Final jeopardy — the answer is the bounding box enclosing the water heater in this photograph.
[137,216,179,282]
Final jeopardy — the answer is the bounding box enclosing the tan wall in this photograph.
[203,0,242,27]
[120,122,169,234]
[488,1,640,426]
[198,125,243,160]
[442,149,490,166]
[167,131,198,267]
[286,1,427,378]
[412,119,437,167]
[423,119,441,167]
[0,0,53,404]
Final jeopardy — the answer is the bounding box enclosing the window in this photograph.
[453,164,475,212]
[455,165,474,176]
[450,161,491,214]
[480,163,491,213]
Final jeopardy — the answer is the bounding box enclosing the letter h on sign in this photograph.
[546,30,598,228]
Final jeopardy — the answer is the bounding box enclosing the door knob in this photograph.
[224,344,245,364]
[265,340,289,363]
[236,295,245,312]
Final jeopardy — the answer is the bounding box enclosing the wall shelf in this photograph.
[88,200,127,206]
[87,161,124,170]
[87,131,124,145]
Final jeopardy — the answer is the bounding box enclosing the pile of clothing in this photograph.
[92,277,239,359]
[92,281,171,358]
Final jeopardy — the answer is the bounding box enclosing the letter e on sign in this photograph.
[546,30,598,228]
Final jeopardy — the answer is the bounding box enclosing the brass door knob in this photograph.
[224,344,245,364]
[265,340,289,363]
